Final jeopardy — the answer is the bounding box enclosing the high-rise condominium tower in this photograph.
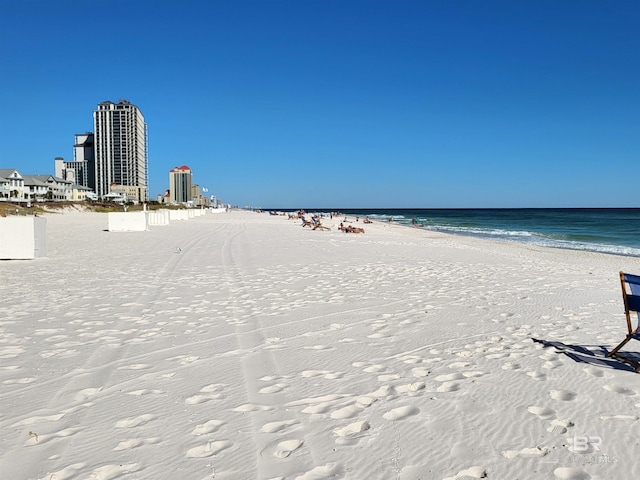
[54,133,95,190]
[93,99,148,202]
[169,165,193,204]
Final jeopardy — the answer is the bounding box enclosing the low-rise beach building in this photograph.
[0,169,25,202]
[22,175,73,202]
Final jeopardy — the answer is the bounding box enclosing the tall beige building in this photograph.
[169,165,193,204]
[94,99,148,202]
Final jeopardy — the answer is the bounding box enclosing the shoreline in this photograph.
[2,209,640,479]
[272,207,640,258]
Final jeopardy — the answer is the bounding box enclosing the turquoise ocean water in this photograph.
[298,208,640,257]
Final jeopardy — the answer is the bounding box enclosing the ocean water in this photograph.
[317,208,640,257]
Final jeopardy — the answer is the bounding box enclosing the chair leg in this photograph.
[608,336,632,357]
[608,338,640,370]
[613,352,640,371]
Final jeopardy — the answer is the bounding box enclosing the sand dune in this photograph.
[1,210,639,479]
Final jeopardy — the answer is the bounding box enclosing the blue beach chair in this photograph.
[608,272,640,370]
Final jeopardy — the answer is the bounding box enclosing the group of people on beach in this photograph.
[339,223,365,234]
[287,210,367,233]
[300,214,331,231]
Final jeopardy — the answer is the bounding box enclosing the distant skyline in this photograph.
[1,0,638,208]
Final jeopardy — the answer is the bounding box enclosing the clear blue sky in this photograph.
[1,0,638,208]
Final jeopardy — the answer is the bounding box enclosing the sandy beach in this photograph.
[1,210,640,480]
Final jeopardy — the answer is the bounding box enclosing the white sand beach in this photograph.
[2,210,640,480]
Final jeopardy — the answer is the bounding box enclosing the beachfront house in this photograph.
[21,175,49,201]
[23,175,73,202]
[71,184,92,202]
[0,169,26,202]
[109,184,144,204]
[0,168,96,203]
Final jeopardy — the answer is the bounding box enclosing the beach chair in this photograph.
[312,221,330,231]
[607,272,640,370]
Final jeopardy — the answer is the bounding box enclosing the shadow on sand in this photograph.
[531,337,637,373]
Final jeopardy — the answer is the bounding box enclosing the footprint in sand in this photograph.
[302,403,333,414]
[73,387,102,401]
[367,333,389,339]
[117,363,151,371]
[87,463,139,478]
[456,350,474,358]
[443,466,487,480]
[355,396,377,408]
[542,359,563,369]
[259,383,288,394]
[501,445,549,458]
[171,355,199,365]
[486,352,509,359]
[527,406,556,420]
[185,383,226,405]
[400,355,423,364]
[2,377,35,385]
[295,463,341,479]
[526,371,547,381]
[293,392,348,404]
[583,366,605,377]
[232,403,274,413]
[550,390,577,401]
[301,370,344,379]
[383,405,419,421]
[603,384,636,396]
[113,437,160,451]
[330,405,362,420]
[302,370,332,378]
[274,439,304,458]
[371,385,396,397]
[0,345,25,359]
[192,420,225,435]
[435,372,465,382]
[436,382,460,393]
[333,420,370,438]
[362,364,388,373]
[127,389,164,396]
[115,414,156,428]
[15,414,66,427]
[261,419,300,434]
[396,382,426,394]
[0,365,20,372]
[553,466,590,479]
[547,418,574,434]
[37,462,85,480]
[186,440,233,458]
[186,393,223,405]
[448,361,471,369]
[412,367,430,377]
[502,361,521,370]
[599,414,639,420]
